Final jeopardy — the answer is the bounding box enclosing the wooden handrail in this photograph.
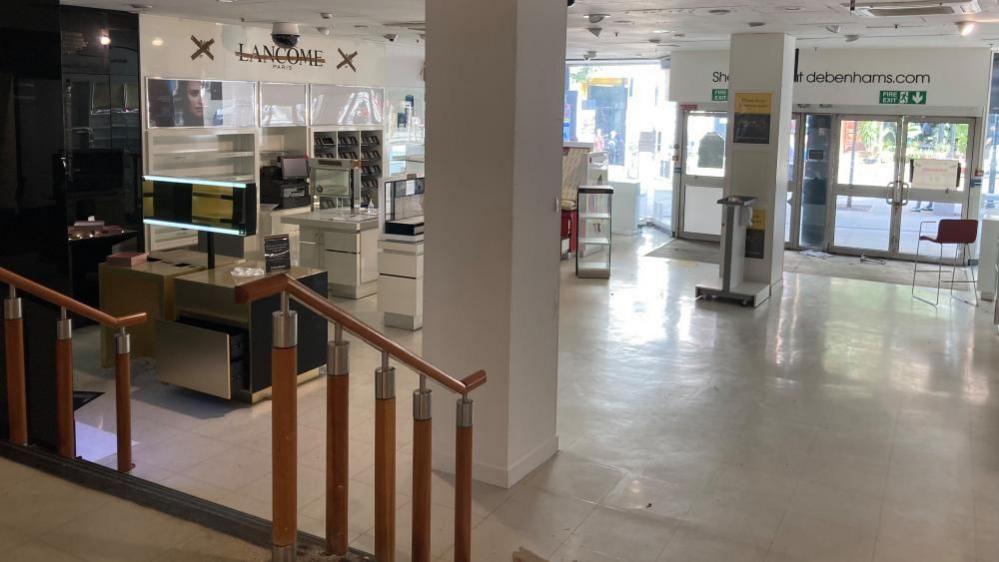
[0,267,146,328]
[235,274,486,396]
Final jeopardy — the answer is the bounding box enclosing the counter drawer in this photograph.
[324,231,360,253]
[156,318,248,399]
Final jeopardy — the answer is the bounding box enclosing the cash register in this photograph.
[260,156,310,209]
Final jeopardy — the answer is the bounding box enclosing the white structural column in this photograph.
[423,0,566,487]
[725,33,796,288]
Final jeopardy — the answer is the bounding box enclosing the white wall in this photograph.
[670,47,992,114]
[140,15,424,88]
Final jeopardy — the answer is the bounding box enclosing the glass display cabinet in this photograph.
[576,185,614,278]
[381,176,425,239]
[311,158,362,210]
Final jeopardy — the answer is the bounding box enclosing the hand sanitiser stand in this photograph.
[695,195,770,307]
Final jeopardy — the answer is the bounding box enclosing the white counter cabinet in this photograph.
[378,239,424,330]
[284,210,379,299]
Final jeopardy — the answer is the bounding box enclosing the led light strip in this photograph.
[143,218,243,236]
[142,175,249,189]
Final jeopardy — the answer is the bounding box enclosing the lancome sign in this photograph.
[140,14,425,87]
[236,43,326,69]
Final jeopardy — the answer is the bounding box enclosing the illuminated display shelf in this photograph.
[144,128,259,252]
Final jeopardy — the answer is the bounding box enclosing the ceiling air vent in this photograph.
[848,0,981,17]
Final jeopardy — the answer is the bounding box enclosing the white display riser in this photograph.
[378,239,424,330]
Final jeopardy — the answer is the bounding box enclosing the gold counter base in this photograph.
[245,367,322,404]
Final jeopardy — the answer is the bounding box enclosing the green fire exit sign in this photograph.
[712,88,729,102]
[879,90,927,105]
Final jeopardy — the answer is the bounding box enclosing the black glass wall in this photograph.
[0,2,140,448]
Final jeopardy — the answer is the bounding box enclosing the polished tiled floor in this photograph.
[0,457,268,561]
[60,227,999,561]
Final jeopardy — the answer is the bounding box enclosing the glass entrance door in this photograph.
[897,119,971,260]
[830,117,901,255]
[678,110,728,240]
[828,116,973,261]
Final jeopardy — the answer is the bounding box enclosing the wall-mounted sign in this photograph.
[733,92,772,145]
[711,88,729,102]
[879,90,927,105]
[745,208,766,259]
[669,49,989,109]
[236,43,326,70]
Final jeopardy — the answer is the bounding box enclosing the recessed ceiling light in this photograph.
[748,22,766,28]
[129,3,151,9]
[217,0,237,4]
[958,21,976,36]
[99,34,111,45]
[586,14,608,24]
[151,37,164,46]
[652,29,669,34]
[708,8,731,15]
[781,6,802,11]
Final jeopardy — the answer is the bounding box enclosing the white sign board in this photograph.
[140,15,424,88]
[669,48,991,111]
[911,158,961,190]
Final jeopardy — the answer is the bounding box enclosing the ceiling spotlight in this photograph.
[383,33,398,42]
[845,34,860,42]
[320,12,332,19]
[99,33,111,45]
[583,50,597,60]
[587,26,602,37]
[129,3,152,9]
[317,26,331,36]
[825,25,842,34]
[958,21,976,36]
[649,38,662,44]
[587,14,608,24]
[708,8,731,15]
[748,22,766,28]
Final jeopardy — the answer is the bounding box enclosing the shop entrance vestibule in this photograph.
[677,108,976,266]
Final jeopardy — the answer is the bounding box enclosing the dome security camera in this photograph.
[272,22,300,48]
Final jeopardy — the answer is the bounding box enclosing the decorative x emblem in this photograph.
[337,48,358,72]
[190,36,215,60]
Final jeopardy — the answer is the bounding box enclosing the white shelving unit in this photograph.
[309,127,384,207]
[576,185,614,279]
[144,127,259,252]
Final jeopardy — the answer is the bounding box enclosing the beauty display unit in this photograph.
[378,175,426,330]
[310,128,384,207]
[576,185,614,279]
[282,157,378,298]
[144,128,259,252]
[157,263,328,402]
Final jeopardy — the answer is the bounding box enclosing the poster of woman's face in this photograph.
[146,79,256,128]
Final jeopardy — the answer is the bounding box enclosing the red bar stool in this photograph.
[911,218,979,306]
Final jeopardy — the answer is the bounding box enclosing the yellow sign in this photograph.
[734,92,772,115]
[750,208,767,230]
